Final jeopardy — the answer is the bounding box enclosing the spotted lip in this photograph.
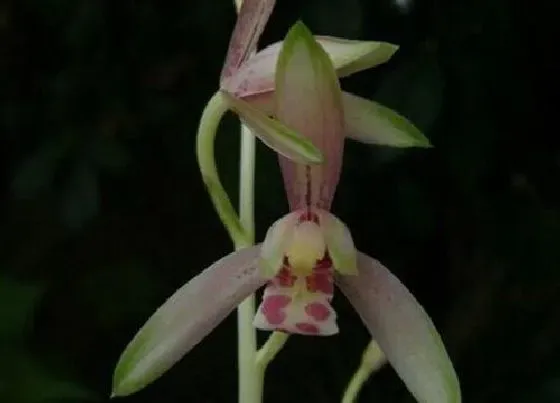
[253,228,338,336]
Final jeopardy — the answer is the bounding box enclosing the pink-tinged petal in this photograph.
[221,90,323,165]
[317,210,358,275]
[336,252,461,403]
[259,211,300,277]
[223,37,398,99]
[315,36,398,79]
[220,0,276,82]
[112,246,265,397]
[342,92,432,148]
[275,22,345,210]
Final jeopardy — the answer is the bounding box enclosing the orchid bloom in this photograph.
[199,0,431,246]
[112,20,460,403]
[220,0,431,149]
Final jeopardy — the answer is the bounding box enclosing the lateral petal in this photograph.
[112,246,265,397]
[336,252,461,403]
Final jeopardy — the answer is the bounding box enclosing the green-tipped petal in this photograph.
[343,92,432,147]
[315,36,398,78]
[112,246,264,397]
[275,22,346,210]
[223,36,398,99]
[221,90,323,165]
[336,253,461,403]
[220,0,276,82]
[317,211,358,275]
[259,211,300,277]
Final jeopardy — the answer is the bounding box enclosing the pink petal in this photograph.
[223,36,397,99]
[112,246,265,397]
[220,0,276,83]
[335,252,461,403]
[275,22,345,210]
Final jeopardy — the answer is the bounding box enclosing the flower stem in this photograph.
[341,340,386,403]
[233,0,259,400]
[196,91,250,246]
[236,123,259,403]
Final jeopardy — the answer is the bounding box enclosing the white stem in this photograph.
[236,123,259,403]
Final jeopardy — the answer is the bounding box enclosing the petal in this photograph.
[317,210,358,275]
[335,252,461,403]
[259,211,300,277]
[223,37,398,99]
[343,92,432,147]
[112,246,265,397]
[275,22,345,210]
[220,0,276,82]
[221,90,323,165]
[316,36,399,79]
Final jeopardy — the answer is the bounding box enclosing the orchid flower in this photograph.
[112,21,460,403]
[199,0,431,247]
[219,0,430,149]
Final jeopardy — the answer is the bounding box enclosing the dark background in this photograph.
[1,0,559,402]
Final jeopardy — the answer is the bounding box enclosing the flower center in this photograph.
[285,220,325,277]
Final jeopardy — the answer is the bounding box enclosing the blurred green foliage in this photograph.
[0,0,558,402]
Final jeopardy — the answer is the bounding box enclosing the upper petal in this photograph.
[223,36,398,99]
[275,22,345,210]
[342,92,432,148]
[336,252,461,403]
[112,246,265,397]
[221,91,323,164]
[315,36,398,78]
[220,0,276,82]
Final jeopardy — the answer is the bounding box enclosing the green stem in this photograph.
[341,340,386,403]
[237,123,259,403]
[196,91,250,246]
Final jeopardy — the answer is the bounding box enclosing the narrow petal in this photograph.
[336,252,461,403]
[317,210,358,275]
[223,37,398,99]
[112,246,265,397]
[316,36,399,78]
[275,22,345,210]
[259,211,300,277]
[343,92,432,147]
[220,0,276,82]
[222,90,323,165]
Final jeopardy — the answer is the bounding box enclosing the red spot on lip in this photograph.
[315,252,333,270]
[261,295,291,325]
[295,322,320,334]
[275,265,296,287]
[305,302,331,322]
[306,272,334,295]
